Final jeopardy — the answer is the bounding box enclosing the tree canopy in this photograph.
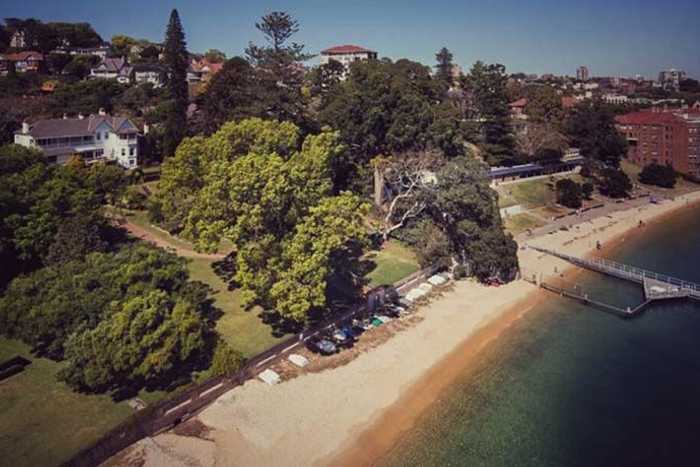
[162,9,189,157]
[152,118,368,324]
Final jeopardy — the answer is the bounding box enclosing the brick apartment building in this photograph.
[616,109,700,179]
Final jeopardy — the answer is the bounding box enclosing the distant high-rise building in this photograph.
[658,68,687,91]
[576,66,590,82]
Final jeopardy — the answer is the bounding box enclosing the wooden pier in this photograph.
[528,246,700,316]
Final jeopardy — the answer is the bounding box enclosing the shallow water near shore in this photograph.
[381,204,700,467]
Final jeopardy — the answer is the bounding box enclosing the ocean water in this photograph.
[382,204,700,467]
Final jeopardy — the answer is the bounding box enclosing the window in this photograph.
[104,131,109,140]
[96,132,101,141]
[121,148,126,156]
[129,147,135,156]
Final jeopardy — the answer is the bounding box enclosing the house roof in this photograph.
[190,58,223,74]
[615,111,682,126]
[321,45,376,55]
[509,98,528,108]
[25,115,137,138]
[94,57,127,73]
[561,96,577,109]
[3,51,44,62]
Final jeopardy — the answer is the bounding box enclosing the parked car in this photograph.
[306,337,337,355]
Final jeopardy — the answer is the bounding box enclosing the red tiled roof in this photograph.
[321,45,375,55]
[561,96,576,109]
[4,51,44,61]
[615,111,682,125]
[509,98,528,108]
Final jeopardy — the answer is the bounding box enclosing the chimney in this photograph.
[22,121,29,134]
[143,123,150,135]
[98,108,106,116]
[78,113,85,120]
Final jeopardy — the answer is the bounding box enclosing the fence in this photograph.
[64,264,442,467]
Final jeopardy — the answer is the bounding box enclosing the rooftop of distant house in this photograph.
[509,98,528,108]
[1,51,44,61]
[21,114,138,138]
[321,45,376,55]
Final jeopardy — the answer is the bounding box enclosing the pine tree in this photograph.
[435,47,454,86]
[162,9,189,157]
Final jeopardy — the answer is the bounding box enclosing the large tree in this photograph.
[0,243,213,394]
[463,61,519,166]
[162,9,189,157]
[435,47,454,87]
[193,57,266,134]
[153,118,368,324]
[565,100,628,168]
[318,58,466,191]
[245,11,312,125]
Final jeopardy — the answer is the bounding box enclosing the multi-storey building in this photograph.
[658,68,687,91]
[14,111,140,169]
[576,66,589,82]
[616,109,700,179]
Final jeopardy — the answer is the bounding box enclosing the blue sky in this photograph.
[3,0,699,79]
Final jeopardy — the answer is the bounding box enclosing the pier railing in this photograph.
[530,246,700,296]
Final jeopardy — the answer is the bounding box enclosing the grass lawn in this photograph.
[187,258,286,357]
[365,241,420,288]
[503,212,547,235]
[495,173,584,209]
[113,208,234,256]
[0,339,138,467]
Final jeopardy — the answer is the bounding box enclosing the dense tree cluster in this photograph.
[318,58,466,190]
[152,118,368,324]
[555,178,583,208]
[462,62,519,166]
[2,18,102,53]
[385,155,519,280]
[0,243,213,394]
[639,162,677,188]
[0,145,128,286]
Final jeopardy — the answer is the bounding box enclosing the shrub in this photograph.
[581,182,594,200]
[453,264,468,280]
[598,168,632,198]
[638,163,677,188]
[210,341,245,377]
[555,178,582,208]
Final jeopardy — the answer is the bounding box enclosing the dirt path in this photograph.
[119,220,227,260]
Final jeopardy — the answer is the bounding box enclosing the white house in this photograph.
[320,45,377,69]
[602,94,628,105]
[14,111,140,169]
[131,63,165,87]
[90,57,132,84]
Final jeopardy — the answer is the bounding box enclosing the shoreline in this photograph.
[327,192,700,467]
[111,191,700,467]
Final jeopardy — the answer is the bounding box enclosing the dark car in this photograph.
[306,337,337,355]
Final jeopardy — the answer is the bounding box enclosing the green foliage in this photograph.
[598,168,632,198]
[50,79,126,116]
[463,61,519,166]
[0,145,120,284]
[0,243,213,393]
[565,100,628,168]
[210,340,245,376]
[581,181,594,199]
[59,289,206,393]
[244,12,312,126]
[319,58,465,190]
[194,57,267,134]
[63,55,99,80]
[524,85,564,124]
[204,49,226,63]
[162,9,189,157]
[156,118,368,323]
[638,162,677,188]
[555,178,582,208]
[435,47,454,87]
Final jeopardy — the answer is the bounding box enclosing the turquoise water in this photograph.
[383,205,700,467]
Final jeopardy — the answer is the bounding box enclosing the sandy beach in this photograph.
[108,190,700,467]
